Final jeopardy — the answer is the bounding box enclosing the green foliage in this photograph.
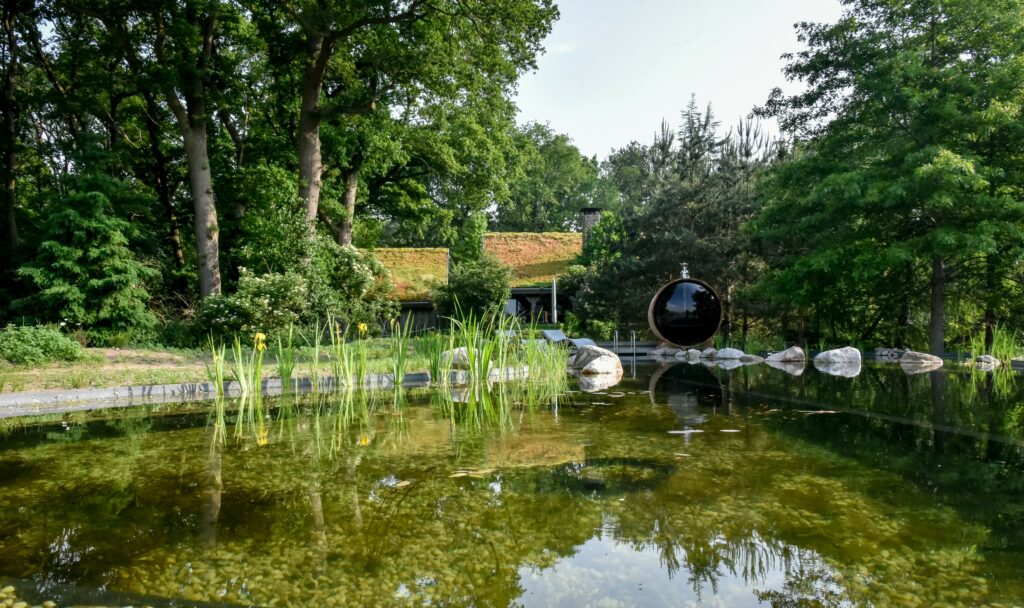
[0,325,84,364]
[492,122,616,231]
[306,237,399,326]
[13,191,159,332]
[750,0,1024,350]
[570,103,773,337]
[433,255,513,318]
[197,270,309,338]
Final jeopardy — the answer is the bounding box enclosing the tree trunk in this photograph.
[298,33,332,231]
[929,256,945,356]
[142,93,187,275]
[160,11,221,298]
[1,0,19,256]
[338,153,364,246]
[181,120,221,297]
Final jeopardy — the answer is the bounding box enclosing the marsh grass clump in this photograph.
[968,323,1022,362]
[275,325,297,391]
[206,336,227,397]
[388,318,415,388]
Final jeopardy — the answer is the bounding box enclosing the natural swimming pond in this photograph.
[1,362,1023,607]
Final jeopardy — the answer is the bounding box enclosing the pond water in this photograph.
[1,362,1023,607]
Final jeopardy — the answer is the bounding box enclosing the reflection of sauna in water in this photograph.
[648,363,727,425]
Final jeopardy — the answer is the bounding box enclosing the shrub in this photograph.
[433,255,512,318]
[0,325,84,364]
[12,191,159,332]
[306,237,399,326]
[197,269,310,338]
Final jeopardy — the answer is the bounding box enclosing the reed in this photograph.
[388,317,414,388]
[231,336,251,396]
[205,336,227,397]
[308,321,325,392]
[329,317,355,391]
[275,325,296,391]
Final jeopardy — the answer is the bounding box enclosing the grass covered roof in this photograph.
[484,232,582,287]
[375,248,449,301]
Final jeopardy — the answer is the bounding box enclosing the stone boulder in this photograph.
[717,359,743,371]
[568,345,623,377]
[442,347,472,369]
[813,347,861,365]
[740,354,765,364]
[649,344,681,358]
[686,349,702,362]
[873,347,905,360]
[899,350,943,373]
[700,347,718,359]
[766,346,805,363]
[716,347,745,360]
[976,354,1002,370]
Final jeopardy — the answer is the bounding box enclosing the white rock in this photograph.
[700,347,718,360]
[716,347,745,360]
[976,354,1002,368]
[717,359,743,371]
[813,347,861,365]
[899,350,943,367]
[766,346,805,363]
[569,344,623,377]
[442,347,472,369]
[686,349,702,361]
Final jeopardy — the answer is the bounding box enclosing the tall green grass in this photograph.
[968,323,1022,362]
[275,326,296,391]
[388,318,414,388]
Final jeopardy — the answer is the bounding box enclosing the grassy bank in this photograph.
[0,342,433,393]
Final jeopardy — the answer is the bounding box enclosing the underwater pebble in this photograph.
[668,430,703,435]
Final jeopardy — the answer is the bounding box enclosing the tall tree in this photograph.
[0,0,21,256]
[571,100,774,341]
[271,0,557,244]
[491,122,615,232]
[753,0,1024,353]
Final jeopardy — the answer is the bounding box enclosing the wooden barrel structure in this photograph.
[647,276,723,348]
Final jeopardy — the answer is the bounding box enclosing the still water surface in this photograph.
[1,362,1023,607]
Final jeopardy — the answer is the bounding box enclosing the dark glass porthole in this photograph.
[647,278,723,347]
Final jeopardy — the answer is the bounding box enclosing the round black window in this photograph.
[647,278,723,347]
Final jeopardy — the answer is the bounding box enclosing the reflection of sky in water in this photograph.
[517,533,824,607]
[665,284,697,316]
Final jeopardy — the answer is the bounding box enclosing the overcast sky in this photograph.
[514,0,846,160]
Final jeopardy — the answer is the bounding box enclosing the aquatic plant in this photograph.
[231,336,251,396]
[388,317,414,388]
[968,323,1022,362]
[329,317,355,391]
[307,321,325,392]
[275,325,296,391]
[205,336,227,397]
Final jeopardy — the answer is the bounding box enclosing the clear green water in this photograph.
[1,362,1023,607]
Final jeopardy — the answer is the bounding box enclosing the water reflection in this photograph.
[0,364,1023,606]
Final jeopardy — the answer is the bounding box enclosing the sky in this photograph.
[514,0,846,160]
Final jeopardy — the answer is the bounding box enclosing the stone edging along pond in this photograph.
[0,366,540,419]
